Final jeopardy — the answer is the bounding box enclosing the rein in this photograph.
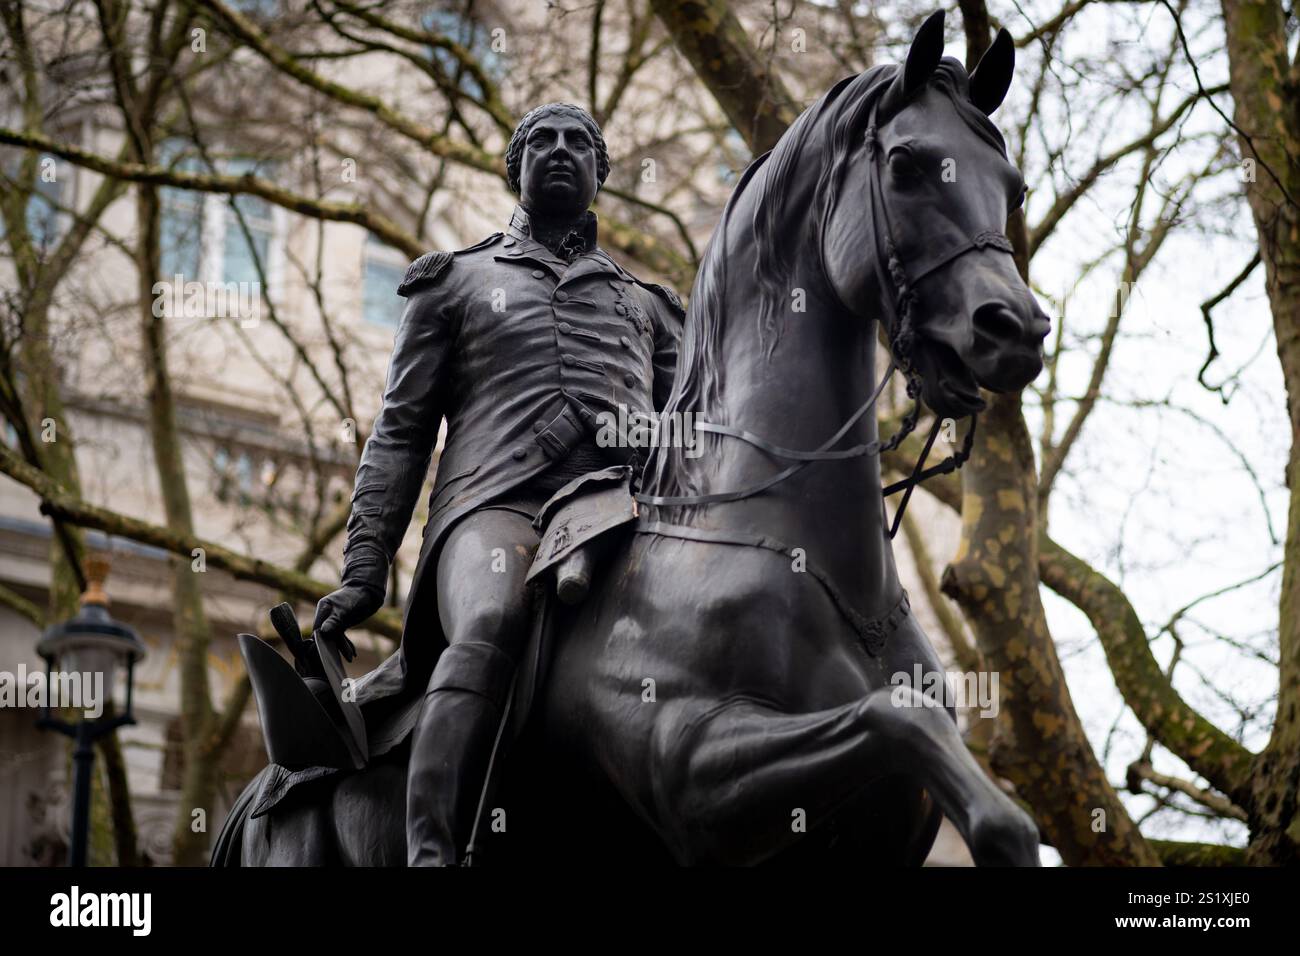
[635,101,990,537]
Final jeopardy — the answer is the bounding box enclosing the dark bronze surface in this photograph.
[215,17,1050,867]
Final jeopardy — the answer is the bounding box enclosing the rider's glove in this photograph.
[312,542,387,661]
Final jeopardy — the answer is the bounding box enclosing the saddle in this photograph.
[237,465,640,817]
[525,464,638,594]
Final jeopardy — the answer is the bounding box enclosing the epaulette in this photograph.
[397,252,453,298]
[396,233,504,297]
[637,280,686,317]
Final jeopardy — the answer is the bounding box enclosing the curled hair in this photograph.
[505,103,610,194]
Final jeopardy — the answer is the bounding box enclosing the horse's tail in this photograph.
[209,766,268,867]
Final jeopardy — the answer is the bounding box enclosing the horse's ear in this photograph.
[903,10,946,96]
[969,28,1015,114]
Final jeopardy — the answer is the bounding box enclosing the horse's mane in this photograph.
[642,58,1005,503]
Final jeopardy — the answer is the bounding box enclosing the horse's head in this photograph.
[823,11,1049,418]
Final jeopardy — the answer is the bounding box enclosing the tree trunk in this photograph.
[649,0,799,154]
[133,183,220,866]
[940,393,1159,865]
[936,4,1158,866]
[1219,0,1300,865]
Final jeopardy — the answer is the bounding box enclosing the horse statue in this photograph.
[213,11,1049,867]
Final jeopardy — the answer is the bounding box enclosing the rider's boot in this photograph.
[406,640,515,866]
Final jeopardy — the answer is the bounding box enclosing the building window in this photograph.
[363,239,407,328]
[157,145,281,291]
[212,443,285,507]
[221,159,275,286]
[159,142,205,280]
[229,0,280,14]
[422,9,505,92]
[26,155,65,248]
[212,445,249,502]
[1,153,67,249]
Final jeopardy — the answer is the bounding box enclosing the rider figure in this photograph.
[312,103,684,866]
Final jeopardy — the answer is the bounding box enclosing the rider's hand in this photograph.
[312,584,382,662]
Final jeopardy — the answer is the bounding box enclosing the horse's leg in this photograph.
[242,798,337,866]
[333,762,409,866]
[644,687,1039,866]
[237,763,407,866]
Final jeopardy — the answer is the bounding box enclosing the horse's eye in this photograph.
[887,148,920,180]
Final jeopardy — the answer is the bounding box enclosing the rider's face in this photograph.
[519,115,599,220]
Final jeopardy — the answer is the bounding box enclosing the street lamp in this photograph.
[36,554,146,866]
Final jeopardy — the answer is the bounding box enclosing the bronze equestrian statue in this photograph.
[214,11,1050,867]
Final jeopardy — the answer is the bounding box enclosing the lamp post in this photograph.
[36,555,146,867]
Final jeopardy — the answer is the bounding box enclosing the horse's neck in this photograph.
[700,256,902,618]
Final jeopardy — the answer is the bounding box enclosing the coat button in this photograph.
[620,335,632,349]
[562,354,576,366]
[512,447,527,461]
[558,322,572,334]
[532,420,545,432]
[555,290,568,302]
[624,373,637,388]
[531,270,546,279]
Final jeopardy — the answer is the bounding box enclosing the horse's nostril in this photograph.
[972,303,1024,347]
[967,302,1047,391]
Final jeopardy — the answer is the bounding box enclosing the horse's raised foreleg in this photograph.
[645,687,1039,866]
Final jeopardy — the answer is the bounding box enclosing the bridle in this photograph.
[634,97,1014,539]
